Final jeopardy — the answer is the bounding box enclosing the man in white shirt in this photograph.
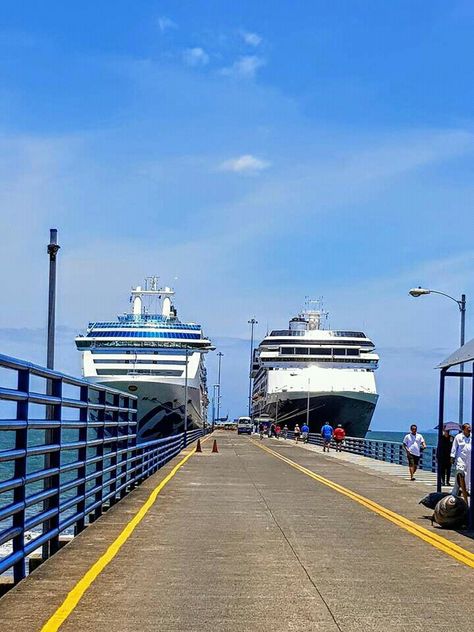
[451,423,471,504]
[403,424,426,481]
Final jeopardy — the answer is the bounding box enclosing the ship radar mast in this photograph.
[130,276,176,317]
[294,296,329,331]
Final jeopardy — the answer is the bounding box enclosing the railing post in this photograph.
[47,376,62,556]
[109,394,120,503]
[93,390,106,521]
[75,385,88,534]
[12,368,29,583]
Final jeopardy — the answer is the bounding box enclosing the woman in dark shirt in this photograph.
[437,428,454,486]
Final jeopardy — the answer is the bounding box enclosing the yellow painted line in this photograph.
[251,440,474,569]
[41,438,209,631]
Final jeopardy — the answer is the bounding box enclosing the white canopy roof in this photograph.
[438,338,474,369]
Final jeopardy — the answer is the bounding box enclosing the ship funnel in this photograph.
[133,286,142,315]
[162,297,172,318]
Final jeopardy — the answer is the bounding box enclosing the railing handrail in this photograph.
[282,430,437,474]
[0,353,210,585]
[0,353,135,397]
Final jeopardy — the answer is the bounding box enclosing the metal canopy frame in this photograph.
[437,339,474,530]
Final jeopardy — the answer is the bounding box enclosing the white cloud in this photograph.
[240,31,262,47]
[182,47,209,67]
[157,16,177,33]
[219,154,271,174]
[221,55,265,79]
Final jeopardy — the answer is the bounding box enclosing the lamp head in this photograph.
[409,287,431,297]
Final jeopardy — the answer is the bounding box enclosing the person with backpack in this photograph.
[333,424,345,452]
[301,423,310,443]
[294,424,301,443]
[321,422,334,452]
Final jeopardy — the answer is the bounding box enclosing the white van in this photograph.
[237,416,253,435]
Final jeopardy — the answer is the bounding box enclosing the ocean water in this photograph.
[366,430,438,447]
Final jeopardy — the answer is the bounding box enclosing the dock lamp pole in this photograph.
[212,384,219,429]
[47,229,60,370]
[306,377,311,427]
[409,288,466,423]
[44,229,60,561]
[248,319,258,417]
[216,352,223,422]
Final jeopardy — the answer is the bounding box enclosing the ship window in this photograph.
[296,347,308,355]
[280,347,295,355]
[309,348,331,355]
[346,349,359,356]
[96,369,183,376]
[333,348,346,355]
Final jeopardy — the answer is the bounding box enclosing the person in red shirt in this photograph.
[333,425,345,452]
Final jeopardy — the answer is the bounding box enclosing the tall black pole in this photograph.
[216,352,223,422]
[47,229,60,370]
[436,368,446,493]
[44,229,60,560]
[248,318,257,417]
[459,294,466,424]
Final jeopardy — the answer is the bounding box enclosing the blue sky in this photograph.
[1,1,474,430]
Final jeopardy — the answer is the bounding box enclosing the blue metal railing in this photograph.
[0,353,207,584]
[281,431,437,472]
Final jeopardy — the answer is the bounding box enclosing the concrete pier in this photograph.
[1,432,473,631]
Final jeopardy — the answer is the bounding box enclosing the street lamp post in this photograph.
[306,377,311,427]
[211,384,217,427]
[47,229,60,370]
[409,287,467,423]
[248,318,258,417]
[216,352,223,422]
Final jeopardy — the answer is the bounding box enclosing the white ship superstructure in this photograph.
[75,277,212,441]
[252,306,379,436]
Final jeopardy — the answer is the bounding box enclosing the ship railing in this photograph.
[285,431,437,472]
[0,353,209,585]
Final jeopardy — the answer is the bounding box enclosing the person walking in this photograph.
[333,424,346,452]
[402,424,426,481]
[282,424,288,440]
[270,422,276,438]
[301,423,310,443]
[258,421,265,440]
[275,424,281,439]
[437,427,454,486]
[451,423,471,504]
[321,422,334,452]
[294,424,301,443]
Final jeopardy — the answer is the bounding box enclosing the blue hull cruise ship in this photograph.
[75,277,213,441]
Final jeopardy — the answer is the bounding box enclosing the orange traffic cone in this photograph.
[211,439,219,453]
[196,438,202,453]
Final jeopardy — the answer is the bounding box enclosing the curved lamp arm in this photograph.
[428,290,463,309]
[409,287,465,311]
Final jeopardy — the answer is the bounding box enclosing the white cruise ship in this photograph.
[251,305,379,437]
[75,277,213,442]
